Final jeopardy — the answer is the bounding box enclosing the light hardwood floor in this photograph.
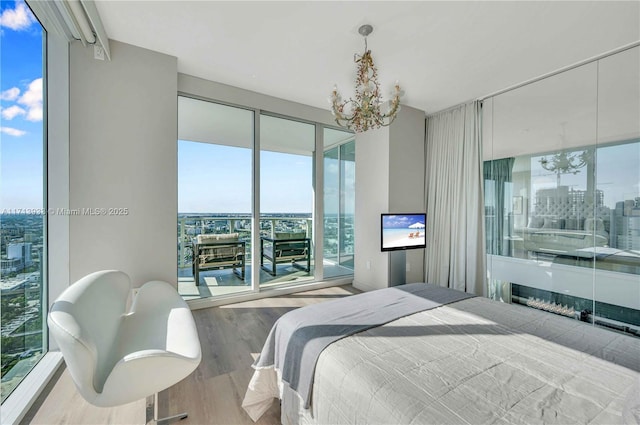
[22,284,360,425]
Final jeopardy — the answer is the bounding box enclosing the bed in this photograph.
[242,283,640,425]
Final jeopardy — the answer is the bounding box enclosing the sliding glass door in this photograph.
[323,128,355,278]
[259,114,315,287]
[177,98,355,300]
[177,97,254,299]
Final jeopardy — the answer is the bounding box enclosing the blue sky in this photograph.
[383,214,426,229]
[178,140,314,214]
[1,0,43,210]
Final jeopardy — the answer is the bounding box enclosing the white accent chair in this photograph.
[48,270,201,423]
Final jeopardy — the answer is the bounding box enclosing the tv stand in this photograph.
[388,250,406,286]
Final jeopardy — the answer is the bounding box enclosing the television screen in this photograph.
[381,213,426,251]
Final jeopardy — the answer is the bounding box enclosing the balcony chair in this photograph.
[192,233,246,285]
[47,270,201,424]
[260,232,311,276]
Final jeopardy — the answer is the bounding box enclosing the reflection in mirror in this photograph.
[484,48,639,337]
[491,62,597,159]
[594,46,640,329]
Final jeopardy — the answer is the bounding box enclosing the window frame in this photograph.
[176,94,354,309]
[1,11,70,425]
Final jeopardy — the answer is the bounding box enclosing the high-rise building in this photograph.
[7,242,33,268]
[1,258,23,274]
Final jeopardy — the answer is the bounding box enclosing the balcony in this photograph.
[177,215,354,300]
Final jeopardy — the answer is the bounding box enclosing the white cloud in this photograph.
[1,126,27,137]
[25,104,42,121]
[0,87,20,101]
[18,78,42,122]
[1,105,26,120]
[0,1,35,31]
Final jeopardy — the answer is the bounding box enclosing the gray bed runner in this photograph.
[253,282,475,408]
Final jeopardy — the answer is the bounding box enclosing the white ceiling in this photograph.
[95,1,640,115]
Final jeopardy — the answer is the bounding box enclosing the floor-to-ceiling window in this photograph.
[484,46,639,335]
[177,97,254,300]
[323,128,355,278]
[259,114,315,287]
[177,97,354,301]
[0,1,46,402]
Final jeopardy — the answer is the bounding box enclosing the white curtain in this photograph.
[424,101,486,295]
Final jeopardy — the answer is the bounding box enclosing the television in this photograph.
[381,213,426,252]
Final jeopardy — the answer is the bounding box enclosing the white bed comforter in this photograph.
[246,296,640,424]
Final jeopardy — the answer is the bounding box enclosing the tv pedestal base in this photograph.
[388,250,406,286]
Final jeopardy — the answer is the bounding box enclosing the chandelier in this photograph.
[330,24,404,133]
[540,150,592,187]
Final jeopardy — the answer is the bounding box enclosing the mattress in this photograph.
[270,296,640,424]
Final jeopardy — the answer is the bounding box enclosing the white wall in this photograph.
[388,106,426,283]
[354,127,390,291]
[179,74,336,126]
[354,105,426,291]
[69,40,178,286]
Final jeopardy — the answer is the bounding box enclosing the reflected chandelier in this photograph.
[330,24,404,133]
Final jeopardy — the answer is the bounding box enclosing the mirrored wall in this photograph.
[484,46,640,335]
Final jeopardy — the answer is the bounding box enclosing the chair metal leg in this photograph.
[146,393,188,425]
